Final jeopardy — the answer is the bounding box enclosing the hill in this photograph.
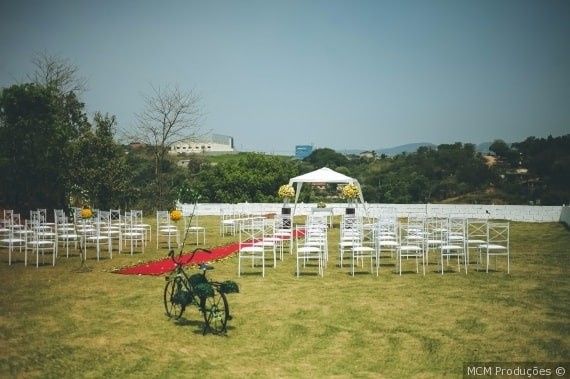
[375,142,435,156]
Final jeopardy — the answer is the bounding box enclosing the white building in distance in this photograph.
[169,133,235,155]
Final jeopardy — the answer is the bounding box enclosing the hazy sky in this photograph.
[1,0,569,154]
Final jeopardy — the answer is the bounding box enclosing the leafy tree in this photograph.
[192,153,299,203]
[304,148,349,169]
[512,135,570,204]
[71,112,131,209]
[369,143,491,203]
[489,139,519,166]
[0,83,88,214]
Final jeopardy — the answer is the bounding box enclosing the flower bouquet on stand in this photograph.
[75,206,94,272]
[341,183,360,215]
[277,184,295,208]
[277,184,295,228]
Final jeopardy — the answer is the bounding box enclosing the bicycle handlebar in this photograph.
[168,248,213,267]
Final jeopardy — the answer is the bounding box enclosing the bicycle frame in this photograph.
[163,200,234,334]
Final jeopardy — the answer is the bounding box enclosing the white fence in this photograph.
[178,202,566,223]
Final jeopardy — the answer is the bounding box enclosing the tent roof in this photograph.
[288,167,356,184]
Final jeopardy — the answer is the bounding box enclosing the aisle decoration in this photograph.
[341,183,360,201]
[277,184,295,206]
[80,206,93,219]
[170,209,183,222]
[341,183,359,215]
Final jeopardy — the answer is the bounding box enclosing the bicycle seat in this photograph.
[199,263,214,271]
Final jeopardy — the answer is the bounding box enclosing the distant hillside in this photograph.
[341,142,496,157]
[476,142,492,153]
[376,142,436,156]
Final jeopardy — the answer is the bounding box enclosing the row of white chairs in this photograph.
[344,216,510,275]
[238,214,510,278]
[0,208,149,267]
[219,206,275,236]
[295,215,329,277]
[156,211,206,250]
[237,216,293,277]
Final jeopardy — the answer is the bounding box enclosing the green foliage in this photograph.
[0,83,88,213]
[70,112,131,209]
[172,288,193,306]
[367,143,492,203]
[304,148,348,169]
[194,282,214,299]
[188,273,207,287]
[191,153,299,203]
[219,280,240,294]
[510,135,570,205]
[177,183,201,204]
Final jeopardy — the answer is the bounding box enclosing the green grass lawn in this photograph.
[1,218,569,378]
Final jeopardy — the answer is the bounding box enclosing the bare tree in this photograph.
[134,84,202,208]
[27,51,88,95]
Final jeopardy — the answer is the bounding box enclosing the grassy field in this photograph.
[1,218,569,378]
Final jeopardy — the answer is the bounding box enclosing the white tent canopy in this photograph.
[288,167,365,213]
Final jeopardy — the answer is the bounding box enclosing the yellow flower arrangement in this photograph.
[170,209,183,222]
[341,183,360,200]
[277,184,295,199]
[80,207,93,219]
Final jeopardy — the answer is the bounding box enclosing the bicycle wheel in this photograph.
[164,277,185,319]
[201,289,229,334]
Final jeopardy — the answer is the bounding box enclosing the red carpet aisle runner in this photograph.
[115,228,305,276]
[115,243,240,276]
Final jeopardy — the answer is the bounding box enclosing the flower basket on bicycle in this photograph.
[164,248,239,335]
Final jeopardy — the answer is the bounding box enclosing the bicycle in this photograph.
[164,248,239,334]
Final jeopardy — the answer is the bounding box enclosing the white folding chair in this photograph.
[439,218,467,274]
[350,221,377,276]
[219,207,237,236]
[184,213,206,245]
[1,218,27,265]
[478,222,510,273]
[122,211,145,255]
[397,221,425,275]
[156,211,179,250]
[55,209,79,258]
[467,219,487,265]
[237,221,265,277]
[295,222,325,277]
[25,219,56,267]
[375,219,399,272]
[85,211,112,260]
